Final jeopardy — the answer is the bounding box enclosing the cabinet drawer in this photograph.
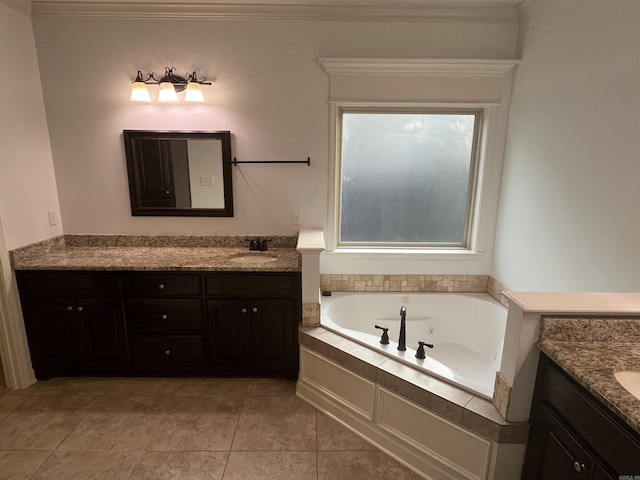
[206,274,299,297]
[129,334,205,372]
[18,271,122,297]
[124,273,201,296]
[127,299,203,334]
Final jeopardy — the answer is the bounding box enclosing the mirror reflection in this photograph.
[124,130,233,217]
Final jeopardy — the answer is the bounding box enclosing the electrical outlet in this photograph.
[200,176,214,186]
[291,210,302,226]
[47,210,59,226]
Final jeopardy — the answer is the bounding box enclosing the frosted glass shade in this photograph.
[158,82,178,102]
[185,82,205,102]
[129,82,151,102]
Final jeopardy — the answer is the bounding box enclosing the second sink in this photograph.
[231,255,278,264]
[614,370,640,400]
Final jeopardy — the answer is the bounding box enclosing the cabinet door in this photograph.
[136,139,177,207]
[524,403,595,480]
[206,300,252,372]
[250,299,296,375]
[76,299,128,374]
[24,298,81,379]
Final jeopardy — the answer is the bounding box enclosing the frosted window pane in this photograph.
[340,113,476,245]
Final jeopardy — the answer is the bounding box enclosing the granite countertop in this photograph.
[10,235,301,272]
[538,317,640,435]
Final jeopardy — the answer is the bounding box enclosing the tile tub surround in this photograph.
[320,274,489,294]
[0,376,427,480]
[538,316,640,434]
[299,326,529,444]
[10,235,301,272]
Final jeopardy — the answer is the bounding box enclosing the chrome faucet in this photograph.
[398,306,406,351]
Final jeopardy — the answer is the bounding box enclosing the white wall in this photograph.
[492,0,640,292]
[32,15,516,253]
[0,3,62,250]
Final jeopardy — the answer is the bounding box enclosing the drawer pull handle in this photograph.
[252,307,258,313]
[161,314,168,320]
[158,284,165,290]
[66,306,73,311]
[241,308,247,314]
[164,350,171,355]
[77,306,84,312]
[573,461,585,472]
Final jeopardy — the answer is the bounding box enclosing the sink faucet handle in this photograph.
[260,238,271,251]
[374,325,390,345]
[415,340,434,359]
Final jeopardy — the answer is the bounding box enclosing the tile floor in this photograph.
[0,377,426,479]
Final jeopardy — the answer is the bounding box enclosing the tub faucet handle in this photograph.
[374,325,390,345]
[415,340,434,359]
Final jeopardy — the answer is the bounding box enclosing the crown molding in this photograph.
[0,0,31,15]
[517,0,554,17]
[318,58,520,77]
[30,1,518,22]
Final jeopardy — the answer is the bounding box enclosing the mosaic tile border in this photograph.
[487,276,510,307]
[320,274,489,293]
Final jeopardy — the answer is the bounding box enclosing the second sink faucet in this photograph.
[398,306,407,351]
[247,238,270,251]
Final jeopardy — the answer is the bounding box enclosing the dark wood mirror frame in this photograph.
[123,130,233,217]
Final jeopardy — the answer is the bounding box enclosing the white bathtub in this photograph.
[320,292,507,399]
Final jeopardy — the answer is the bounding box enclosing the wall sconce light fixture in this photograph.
[130,67,211,103]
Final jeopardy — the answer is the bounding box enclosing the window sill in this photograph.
[324,247,483,262]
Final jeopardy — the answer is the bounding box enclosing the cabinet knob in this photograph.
[164,350,171,355]
[165,190,170,195]
[241,308,247,314]
[66,306,73,311]
[252,307,258,313]
[158,283,165,290]
[161,314,168,320]
[77,306,84,312]
[573,461,585,472]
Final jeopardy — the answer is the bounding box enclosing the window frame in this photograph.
[332,104,485,252]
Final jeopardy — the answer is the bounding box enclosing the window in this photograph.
[337,108,482,249]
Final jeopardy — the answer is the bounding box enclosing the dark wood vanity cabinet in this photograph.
[17,272,128,379]
[17,270,301,380]
[522,354,640,480]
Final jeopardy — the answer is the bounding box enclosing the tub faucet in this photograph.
[398,306,407,351]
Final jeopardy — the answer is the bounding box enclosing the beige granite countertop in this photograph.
[10,235,301,272]
[538,317,640,435]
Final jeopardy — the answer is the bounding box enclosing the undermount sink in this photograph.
[231,255,278,264]
[614,370,640,400]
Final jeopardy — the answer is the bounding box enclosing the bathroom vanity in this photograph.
[11,236,302,380]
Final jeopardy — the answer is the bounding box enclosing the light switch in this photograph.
[48,210,59,226]
[200,176,214,186]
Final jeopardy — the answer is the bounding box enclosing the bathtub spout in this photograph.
[398,306,407,351]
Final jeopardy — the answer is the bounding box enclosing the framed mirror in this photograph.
[123,130,233,217]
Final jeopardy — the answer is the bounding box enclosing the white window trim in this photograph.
[319,58,519,267]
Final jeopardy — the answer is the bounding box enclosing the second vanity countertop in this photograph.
[10,235,301,272]
[538,317,640,435]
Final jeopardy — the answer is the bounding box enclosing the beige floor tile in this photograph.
[316,412,376,451]
[223,451,317,480]
[318,451,413,480]
[32,450,142,480]
[231,396,316,451]
[127,451,228,480]
[57,395,171,451]
[146,396,243,451]
[0,450,52,480]
[247,378,296,396]
[0,395,27,421]
[28,377,113,396]
[175,378,250,397]
[0,395,95,450]
[101,377,184,397]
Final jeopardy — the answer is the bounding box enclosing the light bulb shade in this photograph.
[158,82,178,102]
[130,81,151,102]
[185,82,205,102]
